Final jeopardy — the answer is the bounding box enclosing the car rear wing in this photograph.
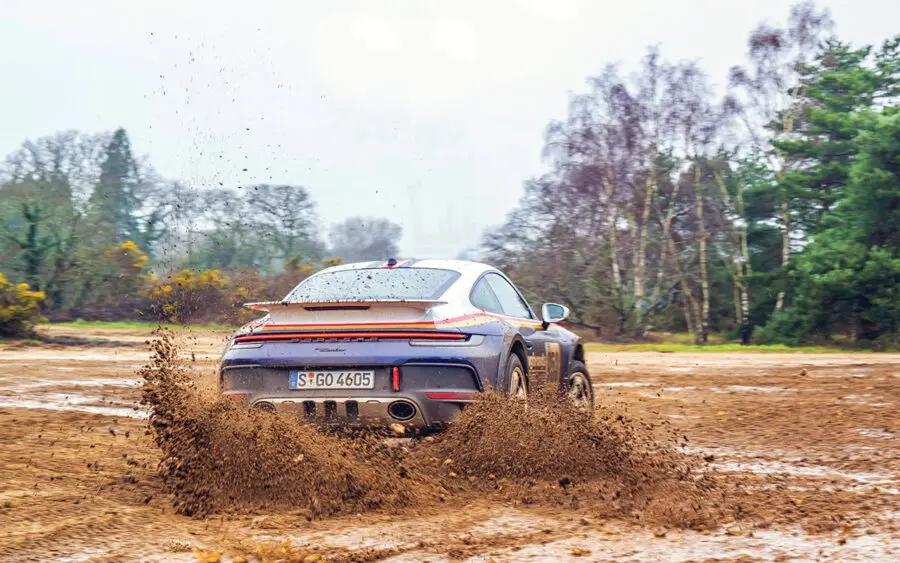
[243,300,448,312]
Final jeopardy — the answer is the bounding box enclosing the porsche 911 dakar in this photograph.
[218,259,594,430]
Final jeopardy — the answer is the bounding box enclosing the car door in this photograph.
[482,273,564,389]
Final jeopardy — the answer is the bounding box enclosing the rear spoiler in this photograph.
[243,300,447,312]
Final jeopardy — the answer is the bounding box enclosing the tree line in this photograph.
[481,2,900,348]
[0,129,403,323]
[2,1,898,347]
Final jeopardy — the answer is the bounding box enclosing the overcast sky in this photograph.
[1,0,897,258]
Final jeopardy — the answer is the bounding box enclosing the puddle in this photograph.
[711,458,896,486]
[687,446,898,489]
[842,394,894,407]
[0,377,142,391]
[0,399,147,418]
[376,507,900,562]
[858,428,895,440]
[712,385,792,393]
[470,513,549,535]
[0,353,146,361]
[0,391,146,418]
[451,525,900,563]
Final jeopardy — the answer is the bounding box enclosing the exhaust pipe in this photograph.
[253,401,276,412]
[387,400,416,421]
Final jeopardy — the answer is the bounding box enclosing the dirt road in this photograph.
[1,326,899,562]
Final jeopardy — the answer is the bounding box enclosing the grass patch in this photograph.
[584,342,866,353]
[50,319,234,332]
[0,336,45,346]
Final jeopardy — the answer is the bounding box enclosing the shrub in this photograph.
[149,269,229,324]
[0,273,46,338]
[62,240,153,322]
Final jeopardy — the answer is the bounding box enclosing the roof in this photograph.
[321,259,495,276]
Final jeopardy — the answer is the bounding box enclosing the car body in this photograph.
[218,259,593,431]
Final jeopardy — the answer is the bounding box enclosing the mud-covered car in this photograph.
[218,259,593,430]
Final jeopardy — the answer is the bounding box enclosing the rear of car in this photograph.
[218,261,506,430]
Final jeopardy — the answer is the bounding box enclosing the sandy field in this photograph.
[1,326,899,562]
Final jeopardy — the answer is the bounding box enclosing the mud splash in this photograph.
[139,329,437,518]
[417,388,723,528]
[139,329,724,529]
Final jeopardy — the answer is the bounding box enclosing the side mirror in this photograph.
[541,303,569,329]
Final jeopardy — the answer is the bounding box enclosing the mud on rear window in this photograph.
[284,268,461,302]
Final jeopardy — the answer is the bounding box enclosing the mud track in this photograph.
[1,326,899,562]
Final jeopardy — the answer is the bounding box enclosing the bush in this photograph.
[64,241,153,321]
[873,333,900,352]
[0,273,46,338]
[148,269,229,325]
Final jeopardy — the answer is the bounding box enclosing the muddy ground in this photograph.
[1,326,899,562]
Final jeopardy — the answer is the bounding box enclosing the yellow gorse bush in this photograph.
[148,269,230,324]
[109,240,150,270]
[0,272,46,337]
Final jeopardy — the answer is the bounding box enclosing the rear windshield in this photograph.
[284,268,461,302]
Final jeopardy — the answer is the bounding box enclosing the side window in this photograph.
[470,278,503,314]
[485,273,534,319]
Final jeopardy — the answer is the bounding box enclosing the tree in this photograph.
[90,128,141,244]
[246,184,324,268]
[329,217,402,262]
[765,81,900,344]
[728,1,834,313]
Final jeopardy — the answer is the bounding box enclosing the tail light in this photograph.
[234,331,466,343]
[392,366,401,392]
[426,392,476,401]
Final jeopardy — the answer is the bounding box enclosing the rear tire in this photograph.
[566,360,594,409]
[504,353,528,399]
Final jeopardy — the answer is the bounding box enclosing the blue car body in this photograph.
[218,259,592,430]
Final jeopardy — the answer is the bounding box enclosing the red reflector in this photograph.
[425,392,476,401]
[227,394,245,401]
[234,331,466,343]
[392,367,401,392]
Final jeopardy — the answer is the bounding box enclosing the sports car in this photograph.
[218,259,593,430]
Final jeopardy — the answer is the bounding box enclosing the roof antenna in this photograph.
[386,258,398,268]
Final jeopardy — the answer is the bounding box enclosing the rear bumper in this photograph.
[237,395,464,431]
[219,337,504,429]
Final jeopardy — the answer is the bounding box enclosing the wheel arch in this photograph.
[510,338,528,370]
[572,342,585,365]
[498,335,529,390]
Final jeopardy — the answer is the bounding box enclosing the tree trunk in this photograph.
[634,171,657,336]
[774,109,795,314]
[695,164,709,344]
[651,182,690,334]
[739,285,752,345]
[604,175,625,336]
[666,235,700,336]
[775,197,790,312]
[733,281,742,327]
[713,171,754,345]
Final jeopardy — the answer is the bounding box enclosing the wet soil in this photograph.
[1,326,899,562]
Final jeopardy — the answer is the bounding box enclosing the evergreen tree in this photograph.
[765,106,900,344]
[90,128,140,244]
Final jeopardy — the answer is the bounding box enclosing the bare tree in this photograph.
[246,184,324,267]
[329,217,402,263]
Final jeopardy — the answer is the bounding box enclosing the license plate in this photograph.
[289,370,375,390]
